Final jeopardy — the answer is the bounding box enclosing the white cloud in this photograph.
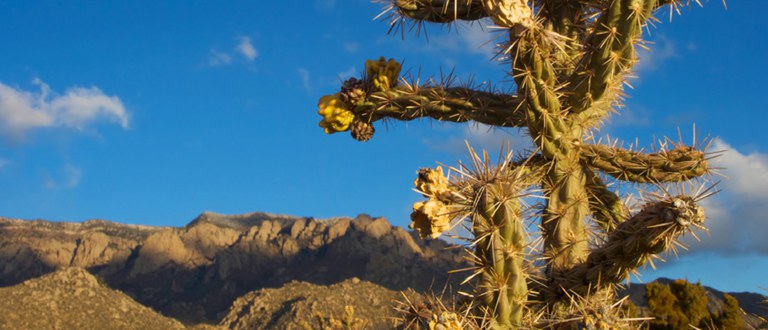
[42,164,82,190]
[236,37,258,61]
[208,49,232,67]
[0,79,129,141]
[680,139,768,255]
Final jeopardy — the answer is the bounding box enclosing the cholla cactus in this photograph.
[315,0,715,328]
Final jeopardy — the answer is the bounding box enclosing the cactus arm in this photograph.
[584,167,629,232]
[566,0,657,118]
[392,0,488,23]
[355,86,528,127]
[552,195,705,297]
[474,183,527,329]
[512,24,591,276]
[580,144,709,183]
[536,0,588,77]
[511,27,567,158]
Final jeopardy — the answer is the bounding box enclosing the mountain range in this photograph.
[0,212,764,329]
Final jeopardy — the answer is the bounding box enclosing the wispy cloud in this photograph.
[42,164,82,190]
[206,36,259,67]
[343,42,360,54]
[236,36,258,61]
[297,68,312,92]
[0,158,8,171]
[424,123,533,156]
[208,49,232,67]
[314,0,337,11]
[0,79,129,142]
[634,35,680,74]
[422,22,501,60]
[604,106,652,128]
[680,139,768,255]
[337,66,356,80]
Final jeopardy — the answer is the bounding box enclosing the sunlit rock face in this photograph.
[0,212,463,322]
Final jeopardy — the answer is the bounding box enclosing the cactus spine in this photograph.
[315,0,713,328]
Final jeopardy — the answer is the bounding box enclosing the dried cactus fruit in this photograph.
[340,77,367,105]
[414,166,451,200]
[410,199,452,239]
[349,120,375,142]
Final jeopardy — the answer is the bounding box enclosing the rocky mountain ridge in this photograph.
[0,212,462,323]
[1,213,765,329]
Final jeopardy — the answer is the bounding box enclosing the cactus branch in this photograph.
[388,0,488,23]
[356,85,529,128]
[580,144,709,183]
[584,167,629,232]
[552,194,705,297]
[473,185,527,328]
[566,0,656,117]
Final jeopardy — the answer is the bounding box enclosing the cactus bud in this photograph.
[365,57,402,91]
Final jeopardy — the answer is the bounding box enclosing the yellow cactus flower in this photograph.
[365,57,401,91]
[414,166,451,200]
[428,312,462,330]
[317,94,355,134]
[410,199,451,239]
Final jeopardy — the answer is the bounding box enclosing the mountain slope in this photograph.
[0,213,462,323]
[0,267,191,330]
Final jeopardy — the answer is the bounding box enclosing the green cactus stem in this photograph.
[584,168,629,232]
[551,195,706,298]
[580,144,709,183]
[353,86,528,128]
[473,183,527,329]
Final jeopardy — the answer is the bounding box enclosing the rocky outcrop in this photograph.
[0,218,157,286]
[0,267,195,330]
[220,278,409,330]
[0,212,464,323]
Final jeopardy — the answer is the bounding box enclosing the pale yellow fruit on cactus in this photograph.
[414,166,451,200]
[428,312,462,330]
[318,94,355,133]
[410,199,451,239]
[365,57,401,91]
[483,0,534,28]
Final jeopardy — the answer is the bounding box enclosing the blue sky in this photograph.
[0,1,766,293]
